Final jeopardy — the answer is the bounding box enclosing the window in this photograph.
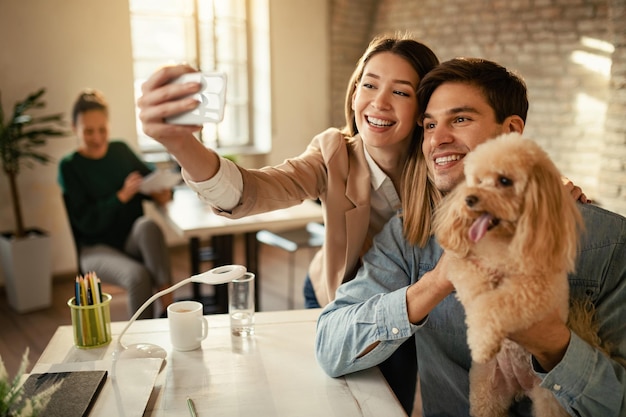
[129,0,252,157]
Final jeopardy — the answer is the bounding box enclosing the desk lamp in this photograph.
[113,264,246,360]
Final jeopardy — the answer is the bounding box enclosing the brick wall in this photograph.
[329,0,626,215]
[602,1,626,214]
[329,0,380,128]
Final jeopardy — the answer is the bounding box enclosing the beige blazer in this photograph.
[214,128,373,306]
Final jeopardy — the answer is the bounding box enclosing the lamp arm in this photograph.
[112,265,246,358]
[115,276,194,352]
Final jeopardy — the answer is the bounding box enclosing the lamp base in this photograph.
[115,343,167,360]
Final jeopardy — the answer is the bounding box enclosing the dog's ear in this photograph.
[513,151,583,273]
[434,184,472,256]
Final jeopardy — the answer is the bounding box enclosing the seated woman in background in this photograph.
[58,89,173,319]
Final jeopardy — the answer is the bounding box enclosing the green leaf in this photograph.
[0,88,70,236]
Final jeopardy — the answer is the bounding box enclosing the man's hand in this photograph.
[508,308,571,372]
[406,253,455,325]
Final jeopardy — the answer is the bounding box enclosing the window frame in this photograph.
[129,0,262,160]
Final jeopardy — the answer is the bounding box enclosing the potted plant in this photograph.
[0,348,59,417]
[0,88,69,312]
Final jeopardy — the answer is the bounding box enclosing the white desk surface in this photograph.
[36,309,406,417]
[162,187,324,237]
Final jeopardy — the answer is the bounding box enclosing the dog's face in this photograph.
[460,134,536,244]
[434,132,582,272]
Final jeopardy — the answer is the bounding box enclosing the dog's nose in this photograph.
[465,195,478,207]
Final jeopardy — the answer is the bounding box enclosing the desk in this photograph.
[160,187,324,312]
[34,309,406,416]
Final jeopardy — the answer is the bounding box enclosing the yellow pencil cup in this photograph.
[67,293,112,349]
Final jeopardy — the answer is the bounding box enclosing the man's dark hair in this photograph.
[417,57,528,124]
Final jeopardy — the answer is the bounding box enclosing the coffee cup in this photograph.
[167,300,209,351]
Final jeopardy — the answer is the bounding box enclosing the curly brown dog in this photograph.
[433,132,596,417]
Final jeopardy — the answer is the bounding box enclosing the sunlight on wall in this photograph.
[568,36,613,200]
[575,92,607,134]
[581,36,615,54]
[570,36,614,78]
[571,92,605,196]
[569,36,612,139]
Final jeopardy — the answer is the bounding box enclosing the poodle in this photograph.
[433,132,589,417]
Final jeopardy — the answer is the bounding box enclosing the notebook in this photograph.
[21,370,107,417]
[30,358,163,417]
[139,169,182,194]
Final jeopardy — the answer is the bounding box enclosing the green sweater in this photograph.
[58,141,154,250]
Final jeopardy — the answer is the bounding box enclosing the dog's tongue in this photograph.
[468,213,494,242]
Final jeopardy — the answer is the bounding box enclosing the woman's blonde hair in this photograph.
[401,145,442,246]
[342,33,441,247]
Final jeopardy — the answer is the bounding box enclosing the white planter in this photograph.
[0,229,52,313]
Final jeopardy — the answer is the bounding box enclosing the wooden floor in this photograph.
[0,241,314,378]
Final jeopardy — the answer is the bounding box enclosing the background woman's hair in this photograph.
[71,89,108,125]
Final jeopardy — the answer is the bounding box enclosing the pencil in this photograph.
[79,277,87,306]
[75,276,81,306]
[93,273,103,304]
[88,272,100,304]
[73,276,85,345]
[95,276,108,341]
[97,277,103,302]
[80,276,93,343]
[85,273,97,338]
[186,397,198,417]
[89,272,106,342]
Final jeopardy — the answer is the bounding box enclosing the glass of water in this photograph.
[229,272,255,336]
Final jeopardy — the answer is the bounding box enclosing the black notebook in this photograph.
[20,370,107,417]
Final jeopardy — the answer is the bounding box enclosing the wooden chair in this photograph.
[61,194,129,312]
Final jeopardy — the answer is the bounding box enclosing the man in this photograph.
[315,58,626,416]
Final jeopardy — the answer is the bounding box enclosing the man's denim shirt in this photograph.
[316,203,626,417]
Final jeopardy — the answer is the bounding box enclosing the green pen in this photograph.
[186,397,198,417]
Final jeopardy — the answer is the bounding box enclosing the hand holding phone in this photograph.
[165,72,227,125]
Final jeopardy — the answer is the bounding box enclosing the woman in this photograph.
[58,89,174,319]
[138,33,438,413]
[139,34,438,305]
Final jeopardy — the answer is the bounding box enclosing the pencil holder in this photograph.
[67,293,112,348]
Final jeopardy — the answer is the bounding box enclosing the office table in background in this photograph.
[34,309,406,417]
[159,186,324,313]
